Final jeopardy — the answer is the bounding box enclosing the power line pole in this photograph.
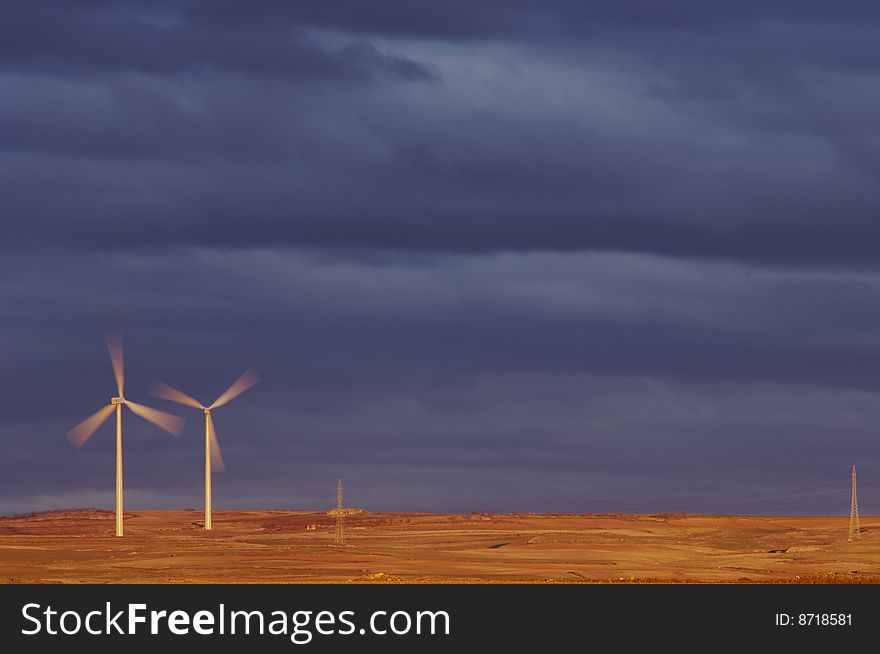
[334,479,345,545]
[849,465,860,542]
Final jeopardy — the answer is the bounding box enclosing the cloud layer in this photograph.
[2,2,880,514]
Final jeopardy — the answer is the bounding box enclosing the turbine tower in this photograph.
[151,368,260,530]
[335,479,345,545]
[849,465,861,542]
[66,333,185,537]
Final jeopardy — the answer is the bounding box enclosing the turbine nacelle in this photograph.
[66,335,185,449]
[150,369,260,473]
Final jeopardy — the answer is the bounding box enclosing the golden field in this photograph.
[1,510,878,583]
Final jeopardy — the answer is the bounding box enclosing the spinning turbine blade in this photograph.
[126,401,185,437]
[150,380,204,409]
[207,413,225,472]
[105,331,124,396]
[66,404,115,449]
[210,368,260,409]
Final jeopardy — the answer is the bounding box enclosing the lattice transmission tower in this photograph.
[334,479,345,545]
[849,465,861,542]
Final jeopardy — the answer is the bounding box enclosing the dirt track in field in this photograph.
[1,509,878,583]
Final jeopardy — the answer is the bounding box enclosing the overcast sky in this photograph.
[3,1,880,515]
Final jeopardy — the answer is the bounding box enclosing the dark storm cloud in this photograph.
[3,2,880,515]
[2,1,880,260]
[0,1,435,81]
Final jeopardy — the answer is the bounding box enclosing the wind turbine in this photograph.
[151,368,260,530]
[66,333,185,537]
